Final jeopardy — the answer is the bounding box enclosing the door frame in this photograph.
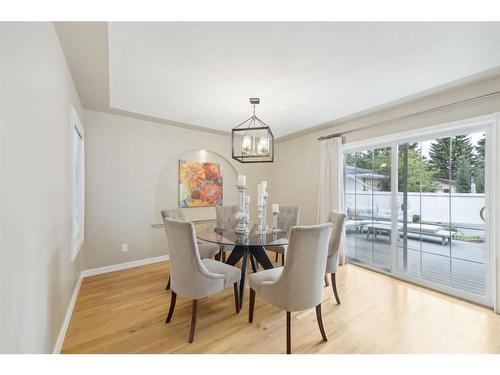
[342,113,497,308]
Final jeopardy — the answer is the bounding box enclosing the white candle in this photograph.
[257,183,265,195]
[260,180,267,188]
[272,204,279,213]
[237,175,246,187]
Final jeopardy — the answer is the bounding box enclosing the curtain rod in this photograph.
[317,90,500,141]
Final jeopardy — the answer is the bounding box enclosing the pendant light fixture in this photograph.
[232,98,274,163]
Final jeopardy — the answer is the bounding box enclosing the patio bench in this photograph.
[361,221,451,246]
[399,227,451,246]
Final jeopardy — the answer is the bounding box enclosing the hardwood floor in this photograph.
[62,260,500,354]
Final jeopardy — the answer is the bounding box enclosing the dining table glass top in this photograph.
[195,223,288,247]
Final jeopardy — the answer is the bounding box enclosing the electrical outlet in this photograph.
[121,243,128,252]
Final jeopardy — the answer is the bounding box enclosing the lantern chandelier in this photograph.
[231,98,274,163]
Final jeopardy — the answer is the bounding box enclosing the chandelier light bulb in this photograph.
[257,136,269,155]
[242,135,252,154]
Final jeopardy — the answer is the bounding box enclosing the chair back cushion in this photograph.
[215,205,239,230]
[261,223,333,311]
[325,210,346,273]
[161,208,186,221]
[327,211,346,257]
[163,218,224,299]
[277,206,300,235]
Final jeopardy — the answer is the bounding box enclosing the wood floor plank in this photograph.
[62,261,500,354]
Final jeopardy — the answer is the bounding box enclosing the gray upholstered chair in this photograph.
[163,218,241,343]
[215,205,239,262]
[248,223,333,354]
[325,210,346,304]
[265,206,300,266]
[161,209,219,290]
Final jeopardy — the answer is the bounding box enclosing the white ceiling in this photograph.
[105,23,500,137]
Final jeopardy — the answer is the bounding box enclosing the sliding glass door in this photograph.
[397,131,487,296]
[343,125,491,305]
[344,146,392,272]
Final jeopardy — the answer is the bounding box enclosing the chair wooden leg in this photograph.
[233,282,240,314]
[222,251,226,262]
[275,252,279,262]
[331,273,341,304]
[165,276,171,290]
[165,291,177,323]
[286,311,291,354]
[188,300,198,343]
[281,253,284,266]
[215,252,221,261]
[315,304,328,341]
[249,288,255,323]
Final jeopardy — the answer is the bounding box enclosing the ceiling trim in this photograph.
[106,107,231,136]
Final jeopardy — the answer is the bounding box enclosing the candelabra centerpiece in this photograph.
[256,180,268,234]
[234,175,250,234]
[272,203,280,232]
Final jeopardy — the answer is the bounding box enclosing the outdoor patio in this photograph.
[346,228,487,296]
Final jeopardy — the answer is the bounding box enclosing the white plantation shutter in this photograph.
[71,107,84,261]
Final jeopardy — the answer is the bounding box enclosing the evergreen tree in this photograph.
[428,137,451,179]
[428,135,474,180]
[456,162,472,193]
[476,136,485,160]
[472,136,485,193]
[452,135,475,168]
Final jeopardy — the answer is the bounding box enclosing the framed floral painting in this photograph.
[179,160,223,208]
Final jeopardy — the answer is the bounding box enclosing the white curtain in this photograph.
[317,136,347,264]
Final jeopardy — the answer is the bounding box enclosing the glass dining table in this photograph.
[195,223,288,309]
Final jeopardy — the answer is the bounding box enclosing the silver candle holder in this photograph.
[245,195,250,229]
[263,187,268,231]
[272,211,279,232]
[234,184,249,234]
[256,204,264,233]
[256,184,268,234]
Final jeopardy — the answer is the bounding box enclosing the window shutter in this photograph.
[73,125,84,238]
[71,106,84,261]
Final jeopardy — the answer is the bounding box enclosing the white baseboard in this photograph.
[52,254,169,353]
[52,272,84,354]
[81,255,169,278]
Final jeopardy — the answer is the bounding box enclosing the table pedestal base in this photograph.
[225,245,274,310]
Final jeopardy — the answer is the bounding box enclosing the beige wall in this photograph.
[82,109,271,270]
[0,23,84,353]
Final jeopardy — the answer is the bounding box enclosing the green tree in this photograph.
[472,136,485,193]
[345,149,392,191]
[373,148,392,191]
[428,137,451,179]
[345,146,438,193]
[428,135,474,180]
[456,162,472,193]
[398,146,439,192]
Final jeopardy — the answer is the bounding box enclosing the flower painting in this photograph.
[179,160,223,208]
